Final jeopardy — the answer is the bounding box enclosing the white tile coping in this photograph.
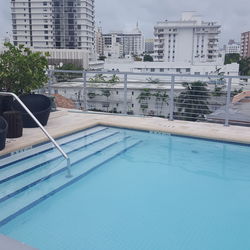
[1,108,250,158]
[0,234,37,250]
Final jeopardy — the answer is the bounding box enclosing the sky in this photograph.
[0,0,249,45]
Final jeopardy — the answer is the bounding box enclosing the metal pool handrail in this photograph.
[0,92,72,177]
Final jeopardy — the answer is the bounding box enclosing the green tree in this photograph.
[175,81,211,121]
[101,89,111,112]
[55,63,82,82]
[137,88,151,115]
[153,91,168,117]
[211,84,226,96]
[224,53,240,64]
[146,77,160,83]
[143,54,154,62]
[98,55,106,61]
[0,42,48,94]
[239,57,250,76]
[107,74,120,84]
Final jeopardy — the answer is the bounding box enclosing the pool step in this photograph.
[0,126,108,168]
[0,128,119,184]
[0,133,128,202]
[0,134,141,226]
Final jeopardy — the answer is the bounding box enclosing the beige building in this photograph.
[241,31,250,57]
[95,26,104,57]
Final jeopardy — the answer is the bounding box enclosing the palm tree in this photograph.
[175,81,211,121]
[153,91,168,117]
[137,88,151,115]
[101,89,111,112]
[239,57,250,76]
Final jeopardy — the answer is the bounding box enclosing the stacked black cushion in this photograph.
[0,116,8,150]
[3,111,23,138]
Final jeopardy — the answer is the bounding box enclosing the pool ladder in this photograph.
[0,92,72,178]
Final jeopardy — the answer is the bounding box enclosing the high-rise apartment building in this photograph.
[95,26,104,57]
[102,25,145,58]
[241,31,250,58]
[11,0,95,51]
[154,12,221,64]
[225,40,240,54]
[145,39,154,54]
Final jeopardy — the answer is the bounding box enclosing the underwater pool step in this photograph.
[0,130,120,184]
[0,133,130,203]
[0,126,108,168]
[0,138,142,226]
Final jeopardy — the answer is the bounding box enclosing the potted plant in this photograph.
[0,42,51,127]
[0,42,49,109]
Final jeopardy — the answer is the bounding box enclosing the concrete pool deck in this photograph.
[1,108,250,157]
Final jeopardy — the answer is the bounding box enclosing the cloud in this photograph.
[0,0,11,40]
[95,0,250,43]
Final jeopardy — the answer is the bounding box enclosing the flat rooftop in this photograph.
[1,109,250,157]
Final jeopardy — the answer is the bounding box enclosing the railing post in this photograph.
[169,75,175,121]
[48,69,53,95]
[123,73,128,115]
[83,71,87,111]
[224,77,232,127]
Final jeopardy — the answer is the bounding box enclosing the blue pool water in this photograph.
[1,126,250,250]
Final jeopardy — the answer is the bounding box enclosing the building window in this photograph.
[151,68,155,72]
[160,68,164,72]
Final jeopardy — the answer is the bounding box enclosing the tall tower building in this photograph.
[241,31,250,58]
[153,12,221,64]
[11,0,95,51]
[102,25,145,58]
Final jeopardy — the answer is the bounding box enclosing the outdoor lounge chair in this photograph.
[0,116,8,150]
[12,94,51,128]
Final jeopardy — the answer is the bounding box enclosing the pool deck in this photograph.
[1,108,250,157]
[0,234,37,250]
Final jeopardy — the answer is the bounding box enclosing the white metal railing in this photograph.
[0,92,72,177]
[46,70,250,127]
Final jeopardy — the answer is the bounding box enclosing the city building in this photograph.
[225,40,241,54]
[153,11,221,64]
[241,31,250,57]
[95,26,104,57]
[104,60,239,82]
[102,32,124,58]
[102,25,145,58]
[11,0,95,52]
[145,39,154,54]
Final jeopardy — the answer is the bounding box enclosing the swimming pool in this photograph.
[0,126,250,250]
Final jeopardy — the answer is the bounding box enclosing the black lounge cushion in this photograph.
[12,94,51,128]
[0,116,8,150]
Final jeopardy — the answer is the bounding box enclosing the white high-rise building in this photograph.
[145,39,154,54]
[11,0,95,51]
[102,25,145,58]
[154,12,221,64]
[225,40,241,54]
